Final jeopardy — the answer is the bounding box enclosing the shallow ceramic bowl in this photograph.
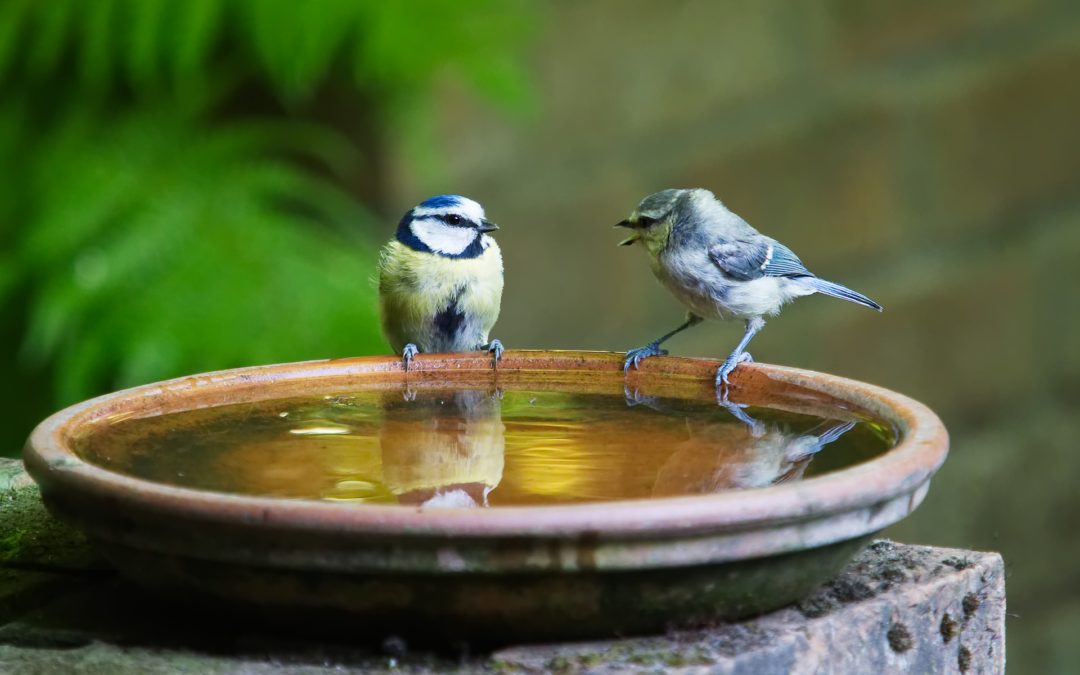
[23,351,947,643]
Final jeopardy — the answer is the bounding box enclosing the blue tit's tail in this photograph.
[802,277,882,312]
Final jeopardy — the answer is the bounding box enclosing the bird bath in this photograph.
[23,351,947,643]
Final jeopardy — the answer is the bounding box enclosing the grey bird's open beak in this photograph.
[615,218,637,246]
[478,219,499,232]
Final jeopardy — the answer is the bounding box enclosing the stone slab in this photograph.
[0,458,1004,673]
[492,540,1004,674]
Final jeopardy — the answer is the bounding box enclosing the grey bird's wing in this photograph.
[708,238,813,281]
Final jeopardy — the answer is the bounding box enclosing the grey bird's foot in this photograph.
[401,343,419,372]
[715,351,753,387]
[623,341,668,372]
[482,339,504,367]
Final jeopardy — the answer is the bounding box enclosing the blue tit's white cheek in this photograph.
[410,219,478,256]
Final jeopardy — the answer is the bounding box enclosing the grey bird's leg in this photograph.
[481,339,504,367]
[401,343,419,372]
[716,317,765,387]
[624,314,703,372]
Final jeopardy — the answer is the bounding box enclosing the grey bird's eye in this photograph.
[446,214,463,225]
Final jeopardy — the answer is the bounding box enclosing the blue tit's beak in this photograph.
[615,218,637,246]
[478,219,499,233]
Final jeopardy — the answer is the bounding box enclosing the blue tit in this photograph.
[616,188,881,388]
[378,194,504,369]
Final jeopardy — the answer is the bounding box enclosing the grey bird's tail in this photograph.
[802,277,882,311]
[817,420,858,446]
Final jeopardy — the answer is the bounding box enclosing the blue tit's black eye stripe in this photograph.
[441,213,469,227]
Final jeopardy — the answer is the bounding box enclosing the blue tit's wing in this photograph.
[708,238,812,281]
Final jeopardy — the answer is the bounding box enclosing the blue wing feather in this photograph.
[708,237,882,311]
[762,242,811,277]
[709,238,811,280]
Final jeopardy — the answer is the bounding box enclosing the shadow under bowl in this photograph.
[23,351,948,643]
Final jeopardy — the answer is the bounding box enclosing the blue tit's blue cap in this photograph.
[418,195,464,209]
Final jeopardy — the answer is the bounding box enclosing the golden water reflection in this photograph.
[73,386,892,506]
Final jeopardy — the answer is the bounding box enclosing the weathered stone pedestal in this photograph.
[1,458,1004,673]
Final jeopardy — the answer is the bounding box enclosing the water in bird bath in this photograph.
[71,385,894,507]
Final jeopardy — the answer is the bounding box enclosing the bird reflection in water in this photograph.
[76,381,878,504]
[624,385,856,495]
[379,388,505,508]
[381,384,856,506]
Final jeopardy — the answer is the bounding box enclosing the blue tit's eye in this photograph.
[446,214,463,225]
[638,216,656,227]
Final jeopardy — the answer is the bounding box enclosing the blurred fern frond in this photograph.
[0,0,535,110]
[6,105,383,402]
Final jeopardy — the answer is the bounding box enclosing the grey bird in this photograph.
[616,188,882,388]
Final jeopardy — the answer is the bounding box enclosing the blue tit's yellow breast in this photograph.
[377,239,503,351]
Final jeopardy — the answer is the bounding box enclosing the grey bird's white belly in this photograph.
[652,248,813,320]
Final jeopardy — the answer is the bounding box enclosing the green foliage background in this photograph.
[0,0,534,455]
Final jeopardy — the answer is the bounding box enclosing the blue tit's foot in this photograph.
[401,343,419,372]
[482,339,504,367]
[715,351,753,387]
[623,341,668,372]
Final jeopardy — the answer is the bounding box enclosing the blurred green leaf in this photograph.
[27,0,73,78]
[126,0,168,89]
[15,108,383,401]
[241,0,355,104]
[79,0,118,93]
[170,0,222,84]
[0,0,31,81]
[349,0,534,108]
[0,0,535,110]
